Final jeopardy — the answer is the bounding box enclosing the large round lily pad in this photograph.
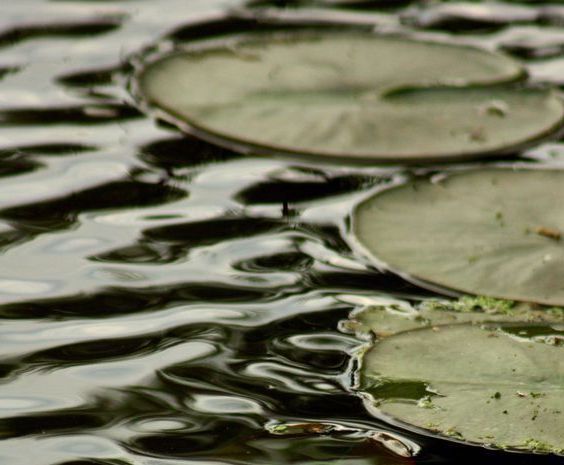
[137,31,564,163]
[353,169,564,306]
[353,300,564,454]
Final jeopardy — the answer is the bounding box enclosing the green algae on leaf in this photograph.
[351,296,564,337]
[353,169,564,306]
[352,300,564,454]
[137,30,563,163]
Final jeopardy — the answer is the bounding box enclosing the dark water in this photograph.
[0,0,562,464]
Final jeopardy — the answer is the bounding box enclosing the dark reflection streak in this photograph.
[0,389,176,440]
[0,66,20,80]
[0,282,279,319]
[167,14,373,43]
[245,0,415,10]
[144,217,284,246]
[0,152,42,178]
[307,269,438,297]
[55,460,131,465]
[0,179,186,231]
[99,221,355,268]
[235,251,314,272]
[23,325,222,369]
[128,421,259,458]
[28,336,162,367]
[57,67,122,89]
[0,143,97,156]
[0,104,142,127]
[237,175,374,205]
[92,241,178,265]
[0,229,33,254]
[501,43,564,60]
[0,412,107,439]
[93,216,292,264]
[0,20,123,49]
[139,136,239,169]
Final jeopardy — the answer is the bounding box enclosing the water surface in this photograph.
[0,0,562,464]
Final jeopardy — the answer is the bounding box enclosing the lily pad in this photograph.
[353,300,564,454]
[353,169,564,306]
[138,31,564,163]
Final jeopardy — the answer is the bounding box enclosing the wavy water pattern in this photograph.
[0,1,562,464]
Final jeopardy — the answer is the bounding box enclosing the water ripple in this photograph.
[0,1,561,464]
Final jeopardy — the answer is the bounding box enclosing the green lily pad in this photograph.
[353,300,564,454]
[137,31,564,163]
[353,169,564,306]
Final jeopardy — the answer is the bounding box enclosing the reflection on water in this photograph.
[0,0,562,464]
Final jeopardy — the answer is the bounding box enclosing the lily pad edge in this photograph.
[132,15,564,164]
[346,296,564,456]
[349,166,564,306]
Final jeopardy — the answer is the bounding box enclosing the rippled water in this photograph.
[0,0,563,464]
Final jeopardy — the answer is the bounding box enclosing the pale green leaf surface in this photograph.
[357,304,564,453]
[138,33,563,162]
[353,299,564,337]
[354,169,564,306]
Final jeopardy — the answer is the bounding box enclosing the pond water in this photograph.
[0,0,563,464]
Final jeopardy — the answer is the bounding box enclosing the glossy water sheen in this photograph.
[0,1,562,464]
